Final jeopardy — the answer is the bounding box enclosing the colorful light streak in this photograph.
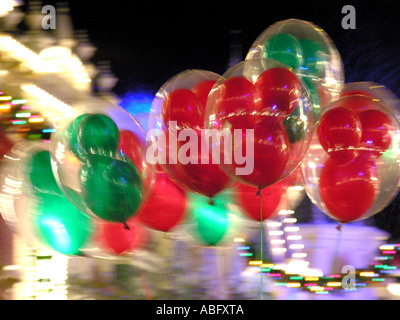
[243,239,400,296]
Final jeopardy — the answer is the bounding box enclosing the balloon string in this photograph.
[331,223,343,274]
[138,270,152,300]
[207,248,216,300]
[257,187,263,300]
[164,233,177,295]
[214,248,221,299]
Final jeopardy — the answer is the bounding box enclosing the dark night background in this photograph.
[27,0,400,237]
[57,0,400,97]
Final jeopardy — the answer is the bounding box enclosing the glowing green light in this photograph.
[34,194,93,255]
[239,253,253,257]
[315,291,329,294]
[11,120,27,125]
[274,283,286,287]
[289,276,304,280]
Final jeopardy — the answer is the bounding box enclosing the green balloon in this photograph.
[264,33,303,70]
[77,114,120,156]
[283,113,306,143]
[64,114,90,161]
[80,154,143,222]
[33,193,93,255]
[27,150,63,196]
[189,194,229,246]
[283,76,321,142]
[298,39,325,77]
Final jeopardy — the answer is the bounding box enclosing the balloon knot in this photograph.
[123,222,130,230]
[336,224,342,232]
[208,198,214,206]
[255,187,263,197]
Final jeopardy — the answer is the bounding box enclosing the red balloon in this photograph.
[236,182,286,221]
[212,76,256,129]
[169,129,231,198]
[118,130,144,170]
[161,130,230,197]
[159,129,195,195]
[254,67,301,119]
[135,171,187,232]
[227,118,290,188]
[319,156,378,223]
[118,129,153,192]
[97,219,147,255]
[359,109,393,157]
[192,80,217,108]
[317,107,362,162]
[162,88,204,130]
[159,80,231,198]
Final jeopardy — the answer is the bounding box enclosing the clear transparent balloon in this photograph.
[340,81,400,121]
[0,141,37,237]
[0,141,95,255]
[148,69,231,197]
[206,58,314,189]
[50,98,154,222]
[246,19,344,111]
[149,69,221,133]
[301,95,400,222]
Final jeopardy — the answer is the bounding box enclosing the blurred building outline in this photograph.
[0,0,122,299]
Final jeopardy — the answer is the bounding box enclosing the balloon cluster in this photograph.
[318,96,393,161]
[146,22,323,246]
[2,18,400,260]
[246,19,344,116]
[0,142,93,256]
[29,153,93,256]
[0,140,152,257]
[206,58,313,190]
[50,100,152,225]
[302,92,400,223]
[150,70,230,199]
